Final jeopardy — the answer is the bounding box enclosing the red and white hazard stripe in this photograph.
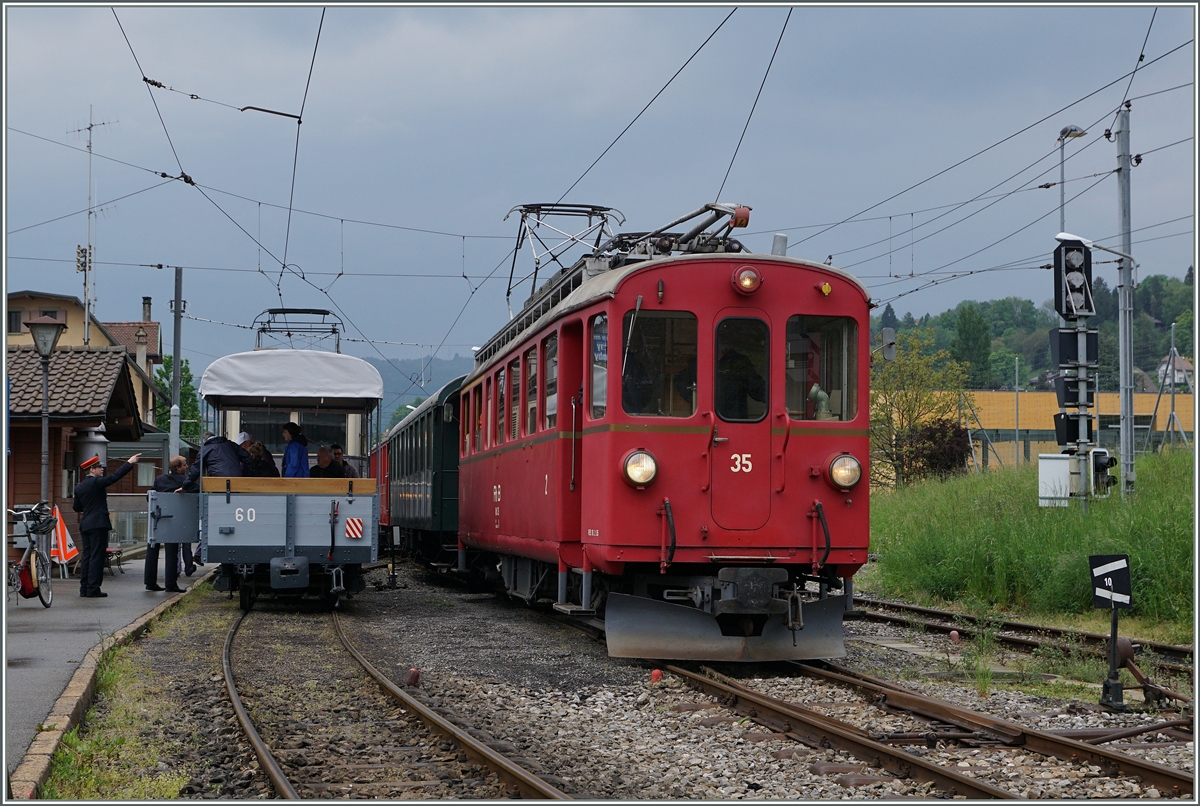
[345,517,363,539]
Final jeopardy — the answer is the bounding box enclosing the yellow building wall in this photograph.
[967,390,1193,467]
[969,390,1194,432]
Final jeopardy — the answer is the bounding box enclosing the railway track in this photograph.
[854,596,1194,678]
[221,606,570,800]
[669,662,1194,799]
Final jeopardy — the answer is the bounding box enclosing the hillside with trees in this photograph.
[872,269,1193,391]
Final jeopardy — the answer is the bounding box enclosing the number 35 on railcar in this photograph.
[401,204,873,661]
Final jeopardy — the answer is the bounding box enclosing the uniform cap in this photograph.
[80,455,101,470]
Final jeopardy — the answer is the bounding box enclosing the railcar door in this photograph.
[710,313,772,529]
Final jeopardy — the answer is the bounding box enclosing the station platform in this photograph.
[3,545,213,797]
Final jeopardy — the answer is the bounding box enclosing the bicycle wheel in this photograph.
[35,550,53,607]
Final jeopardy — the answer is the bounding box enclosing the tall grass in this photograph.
[870,449,1194,627]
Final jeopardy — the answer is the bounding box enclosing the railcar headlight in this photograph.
[828,454,861,488]
[732,266,762,295]
[623,450,658,487]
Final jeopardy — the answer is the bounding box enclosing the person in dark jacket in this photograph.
[309,446,346,478]
[73,452,141,597]
[245,441,280,477]
[281,422,310,478]
[144,455,189,593]
[182,431,250,491]
[330,443,359,478]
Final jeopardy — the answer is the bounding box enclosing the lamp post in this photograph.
[1058,125,1087,234]
[1056,231,1138,496]
[26,315,68,509]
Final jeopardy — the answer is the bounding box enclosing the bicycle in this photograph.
[7,502,56,608]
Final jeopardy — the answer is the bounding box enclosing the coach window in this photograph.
[590,314,608,418]
[543,335,558,430]
[715,318,769,422]
[785,315,858,421]
[524,346,538,435]
[508,360,521,440]
[496,368,506,444]
[622,311,697,417]
[473,385,483,452]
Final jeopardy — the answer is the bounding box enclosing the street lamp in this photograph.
[26,315,68,509]
[1056,232,1138,497]
[1057,125,1087,234]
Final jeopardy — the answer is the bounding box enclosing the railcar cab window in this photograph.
[525,346,538,435]
[621,311,698,417]
[714,318,768,422]
[543,334,558,430]
[785,315,858,421]
[590,314,608,419]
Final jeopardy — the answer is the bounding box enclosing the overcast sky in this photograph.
[4,4,1196,392]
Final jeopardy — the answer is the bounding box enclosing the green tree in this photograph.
[153,356,202,442]
[951,303,992,388]
[870,329,970,487]
[880,303,898,331]
[387,396,427,429]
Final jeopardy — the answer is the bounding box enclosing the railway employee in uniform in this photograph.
[73,453,141,598]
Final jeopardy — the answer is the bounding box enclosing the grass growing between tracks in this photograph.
[869,448,1194,644]
[40,590,213,800]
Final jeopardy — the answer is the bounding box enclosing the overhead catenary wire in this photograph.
[280,8,325,279]
[715,7,790,201]
[784,38,1192,253]
[1108,7,1158,133]
[554,8,736,203]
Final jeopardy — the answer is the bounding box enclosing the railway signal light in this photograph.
[1090,448,1117,497]
[1054,239,1094,319]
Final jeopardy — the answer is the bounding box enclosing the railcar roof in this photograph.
[199,349,384,411]
[389,374,467,437]
[465,252,870,386]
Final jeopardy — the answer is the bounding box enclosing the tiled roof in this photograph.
[5,345,132,418]
[102,321,162,360]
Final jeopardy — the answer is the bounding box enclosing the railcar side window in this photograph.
[509,360,521,440]
[473,386,483,451]
[496,369,506,444]
[590,314,608,419]
[621,310,698,417]
[485,379,493,447]
[714,318,769,422]
[461,393,471,456]
[785,315,858,421]
[525,347,538,435]
[543,334,558,430]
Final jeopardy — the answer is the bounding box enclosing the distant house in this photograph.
[1157,354,1194,392]
[7,291,166,426]
[5,344,145,536]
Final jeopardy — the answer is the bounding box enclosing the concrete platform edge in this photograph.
[7,567,216,799]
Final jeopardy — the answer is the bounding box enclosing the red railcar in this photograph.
[455,204,871,661]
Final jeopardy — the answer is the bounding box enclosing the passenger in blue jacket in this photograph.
[282,422,310,478]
